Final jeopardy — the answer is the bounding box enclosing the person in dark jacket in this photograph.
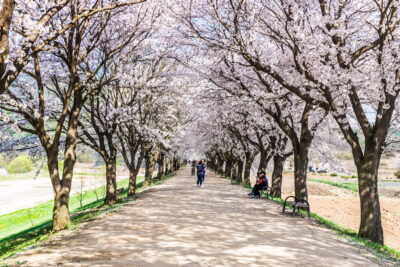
[248,171,268,197]
[196,160,206,187]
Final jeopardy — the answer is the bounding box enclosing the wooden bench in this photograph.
[257,185,271,199]
[116,188,125,200]
[283,196,310,217]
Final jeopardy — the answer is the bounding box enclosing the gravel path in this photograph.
[4,168,390,266]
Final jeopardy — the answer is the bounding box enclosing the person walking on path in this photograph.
[191,160,197,176]
[196,160,206,187]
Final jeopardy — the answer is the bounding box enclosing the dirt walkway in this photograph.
[4,168,392,266]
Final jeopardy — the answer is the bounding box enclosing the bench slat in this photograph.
[295,203,309,208]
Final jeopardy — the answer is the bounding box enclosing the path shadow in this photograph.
[4,168,388,267]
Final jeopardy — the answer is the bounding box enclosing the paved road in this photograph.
[4,168,389,266]
[0,172,130,216]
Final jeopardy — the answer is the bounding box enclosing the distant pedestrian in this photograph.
[196,160,206,187]
[191,160,197,176]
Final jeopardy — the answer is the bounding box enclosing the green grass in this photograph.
[309,178,359,193]
[335,152,353,161]
[0,173,171,261]
[0,175,144,241]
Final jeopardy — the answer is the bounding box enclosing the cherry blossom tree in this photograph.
[0,0,147,95]
[175,0,400,244]
[0,0,151,230]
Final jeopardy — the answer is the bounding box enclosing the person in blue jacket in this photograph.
[196,160,206,187]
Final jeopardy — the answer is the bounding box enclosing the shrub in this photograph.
[6,155,33,174]
[335,153,353,161]
[330,173,338,177]
[394,170,400,179]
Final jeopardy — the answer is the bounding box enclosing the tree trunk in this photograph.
[127,169,140,197]
[217,158,224,175]
[51,101,82,231]
[104,157,117,205]
[48,155,71,231]
[271,155,285,198]
[355,147,384,244]
[244,152,255,185]
[293,148,309,200]
[225,159,233,178]
[52,187,71,231]
[173,158,181,171]
[258,150,269,171]
[157,153,165,181]
[144,150,160,187]
[0,0,15,92]
[237,159,244,183]
[165,158,171,175]
[231,160,238,179]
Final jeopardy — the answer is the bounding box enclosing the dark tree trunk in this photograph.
[271,155,285,198]
[165,158,171,175]
[47,156,71,231]
[244,152,255,185]
[104,157,117,205]
[231,160,238,180]
[127,169,140,197]
[0,0,16,92]
[212,157,218,170]
[217,158,224,175]
[144,150,159,187]
[237,159,244,183]
[173,157,180,171]
[293,146,309,200]
[126,150,144,197]
[51,99,82,231]
[225,159,233,178]
[157,153,165,181]
[258,150,269,171]
[49,156,71,231]
[355,146,384,244]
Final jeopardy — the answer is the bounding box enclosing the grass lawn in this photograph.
[0,172,40,181]
[0,175,148,260]
[309,178,359,193]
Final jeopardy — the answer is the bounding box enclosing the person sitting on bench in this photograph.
[248,171,268,198]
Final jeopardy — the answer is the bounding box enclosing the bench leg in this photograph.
[283,203,286,214]
[292,205,296,216]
